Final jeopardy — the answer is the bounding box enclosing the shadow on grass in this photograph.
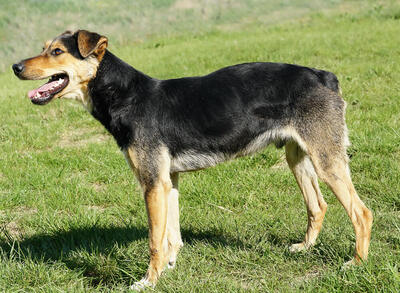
[0,224,346,287]
[0,224,254,285]
[0,223,340,262]
[0,224,255,287]
[182,228,250,249]
[0,225,149,261]
[0,225,252,261]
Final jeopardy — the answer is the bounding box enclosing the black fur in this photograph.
[87,50,339,160]
[12,33,373,285]
[61,31,105,60]
[60,33,84,60]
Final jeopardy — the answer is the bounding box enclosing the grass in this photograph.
[1,0,400,291]
[1,0,355,72]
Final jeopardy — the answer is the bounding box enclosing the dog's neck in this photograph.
[88,50,157,148]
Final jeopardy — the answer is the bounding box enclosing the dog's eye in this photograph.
[51,48,64,56]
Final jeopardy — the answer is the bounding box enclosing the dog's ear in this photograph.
[75,30,108,58]
[61,30,73,36]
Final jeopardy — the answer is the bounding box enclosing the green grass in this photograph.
[1,0,400,292]
[1,0,357,72]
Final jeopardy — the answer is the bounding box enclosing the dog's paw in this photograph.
[289,242,306,253]
[341,258,357,270]
[166,243,183,270]
[130,278,154,291]
[167,259,176,269]
[166,253,178,269]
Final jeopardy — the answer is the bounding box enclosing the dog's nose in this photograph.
[12,63,25,75]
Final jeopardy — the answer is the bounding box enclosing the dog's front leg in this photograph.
[166,173,183,269]
[131,179,171,290]
[145,180,170,280]
[126,147,172,290]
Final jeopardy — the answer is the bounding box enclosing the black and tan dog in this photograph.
[12,30,372,290]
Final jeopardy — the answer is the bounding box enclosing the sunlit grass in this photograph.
[0,1,399,292]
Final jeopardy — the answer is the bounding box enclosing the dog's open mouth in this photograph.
[27,74,69,105]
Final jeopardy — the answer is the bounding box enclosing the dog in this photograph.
[12,30,372,290]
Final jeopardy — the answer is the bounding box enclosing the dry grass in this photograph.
[58,128,110,148]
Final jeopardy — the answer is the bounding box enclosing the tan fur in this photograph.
[307,148,373,261]
[21,40,103,111]
[18,32,372,288]
[124,146,176,286]
[287,89,373,262]
[166,173,183,268]
[123,147,139,179]
[43,40,52,51]
[285,141,327,252]
[77,30,108,60]
[126,115,372,287]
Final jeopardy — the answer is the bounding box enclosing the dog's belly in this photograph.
[170,151,227,172]
[170,128,288,172]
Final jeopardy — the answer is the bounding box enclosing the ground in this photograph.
[0,0,399,291]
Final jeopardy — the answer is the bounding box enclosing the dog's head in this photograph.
[12,30,108,107]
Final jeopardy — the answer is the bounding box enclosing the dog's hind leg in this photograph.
[285,141,327,252]
[166,172,183,269]
[292,87,372,263]
[308,149,373,263]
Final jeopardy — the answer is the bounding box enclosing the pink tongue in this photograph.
[27,80,61,99]
[28,89,38,99]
